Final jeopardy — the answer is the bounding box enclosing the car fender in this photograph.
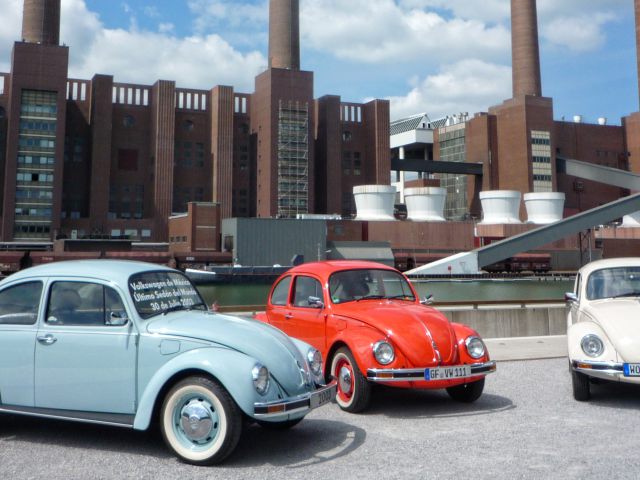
[450,322,491,363]
[567,321,617,363]
[134,346,259,430]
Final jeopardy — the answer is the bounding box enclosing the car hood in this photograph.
[585,300,640,362]
[336,300,458,366]
[146,311,312,395]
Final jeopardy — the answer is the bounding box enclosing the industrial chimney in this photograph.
[22,0,61,45]
[636,0,640,109]
[269,0,300,70]
[511,0,542,97]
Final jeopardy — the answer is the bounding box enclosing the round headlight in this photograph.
[373,340,395,365]
[465,336,485,359]
[581,334,604,357]
[252,363,270,395]
[307,348,323,377]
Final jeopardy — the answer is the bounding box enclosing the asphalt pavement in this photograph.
[2,352,640,480]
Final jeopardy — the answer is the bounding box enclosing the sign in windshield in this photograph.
[128,271,206,318]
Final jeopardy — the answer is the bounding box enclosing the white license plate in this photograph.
[425,365,472,381]
[623,363,640,377]
[310,385,335,409]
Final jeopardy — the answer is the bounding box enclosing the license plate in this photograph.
[425,365,472,381]
[310,385,335,409]
[623,363,640,377]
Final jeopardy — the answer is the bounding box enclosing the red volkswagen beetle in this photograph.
[255,261,496,413]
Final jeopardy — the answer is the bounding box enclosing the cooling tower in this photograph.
[511,0,542,97]
[621,211,640,227]
[404,187,446,222]
[354,185,396,221]
[22,0,60,45]
[524,192,565,224]
[479,191,522,224]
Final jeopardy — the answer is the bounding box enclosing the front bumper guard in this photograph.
[367,361,497,382]
[253,379,337,417]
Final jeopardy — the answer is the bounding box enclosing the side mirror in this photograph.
[564,292,578,305]
[420,294,434,305]
[107,311,129,326]
[308,296,324,309]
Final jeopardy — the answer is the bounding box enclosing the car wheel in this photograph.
[330,347,372,413]
[256,418,304,430]
[160,376,242,465]
[571,369,591,401]
[446,378,485,403]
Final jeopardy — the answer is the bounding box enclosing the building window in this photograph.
[342,131,352,142]
[123,114,136,128]
[342,152,352,175]
[184,120,195,131]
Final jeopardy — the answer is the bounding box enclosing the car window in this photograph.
[271,276,291,306]
[0,281,43,325]
[329,269,415,304]
[293,276,323,308]
[47,282,126,326]
[586,267,640,300]
[129,271,206,319]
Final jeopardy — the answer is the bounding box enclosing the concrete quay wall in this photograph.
[439,303,566,339]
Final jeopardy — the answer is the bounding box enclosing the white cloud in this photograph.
[187,0,267,32]
[541,12,616,52]
[387,59,512,120]
[0,0,21,72]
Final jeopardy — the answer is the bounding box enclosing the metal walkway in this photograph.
[406,158,640,276]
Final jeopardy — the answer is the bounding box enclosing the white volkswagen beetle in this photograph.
[566,258,640,401]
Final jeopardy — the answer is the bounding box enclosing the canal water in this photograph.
[197,277,575,308]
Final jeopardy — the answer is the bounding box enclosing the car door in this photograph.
[0,281,43,407]
[266,275,296,336]
[288,275,326,350]
[34,279,138,414]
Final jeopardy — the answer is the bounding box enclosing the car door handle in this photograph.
[37,334,57,345]
[285,313,293,319]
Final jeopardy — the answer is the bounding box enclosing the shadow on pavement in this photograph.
[227,419,366,468]
[366,386,515,419]
[584,381,640,409]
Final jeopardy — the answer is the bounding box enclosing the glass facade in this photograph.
[531,130,552,192]
[14,90,57,239]
[438,123,468,220]
[277,100,309,218]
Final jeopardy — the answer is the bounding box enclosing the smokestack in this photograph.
[269,0,300,70]
[22,0,61,45]
[511,0,542,97]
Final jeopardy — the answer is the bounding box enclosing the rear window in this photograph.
[128,271,205,318]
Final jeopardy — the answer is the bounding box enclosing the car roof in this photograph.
[0,260,176,287]
[286,260,398,278]
[578,257,640,277]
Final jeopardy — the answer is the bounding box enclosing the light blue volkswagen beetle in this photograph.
[0,260,336,465]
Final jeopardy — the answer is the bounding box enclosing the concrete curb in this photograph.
[485,335,567,361]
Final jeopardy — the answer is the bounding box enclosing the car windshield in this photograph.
[586,266,640,300]
[329,269,416,304]
[128,271,207,319]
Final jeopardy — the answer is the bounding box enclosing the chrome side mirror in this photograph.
[564,292,578,305]
[107,311,129,326]
[420,294,434,305]
[308,296,324,309]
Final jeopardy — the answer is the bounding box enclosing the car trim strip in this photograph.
[0,405,135,428]
[571,360,624,375]
[366,361,497,382]
[253,380,337,417]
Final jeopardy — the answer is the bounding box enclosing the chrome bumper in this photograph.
[571,360,624,378]
[253,380,337,417]
[367,361,497,382]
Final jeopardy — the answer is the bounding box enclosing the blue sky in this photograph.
[0,0,636,124]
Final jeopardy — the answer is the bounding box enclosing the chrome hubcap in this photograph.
[339,365,353,394]
[179,399,214,442]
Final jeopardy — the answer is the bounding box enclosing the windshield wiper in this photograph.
[387,295,415,301]
[163,305,187,315]
[356,295,385,302]
[610,292,640,299]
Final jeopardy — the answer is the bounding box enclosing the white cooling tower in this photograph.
[621,211,640,227]
[353,185,396,221]
[524,192,565,224]
[404,187,446,222]
[479,190,522,224]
